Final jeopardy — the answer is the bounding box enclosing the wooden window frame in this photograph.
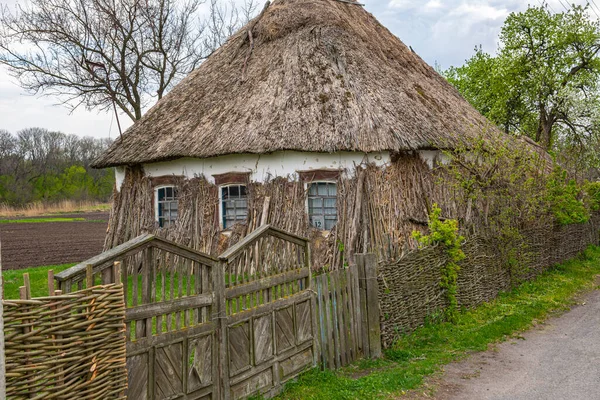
[305,180,338,231]
[154,185,178,228]
[220,184,249,230]
[214,172,251,230]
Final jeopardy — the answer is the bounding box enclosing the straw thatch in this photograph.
[92,0,496,168]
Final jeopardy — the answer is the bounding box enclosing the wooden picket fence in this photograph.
[312,254,382,370]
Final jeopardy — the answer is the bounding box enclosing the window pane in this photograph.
[221,185,247,229]
[328,184,337,196]
[308,184,318,196]
[325,207,336,215]
[317,183,328,196]
[158,188,165,201]
[309,197,323,210]
[324,217,336,231]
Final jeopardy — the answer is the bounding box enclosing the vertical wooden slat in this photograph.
[86,265,93,290]
[145,247,154,337]
[168,258,175,332]
[132,256,139,339]
[350,262,363,358]
[214,260,230,400]
[202,263,209,324]
[334,271,347,367]
[345,267,356,363]
[19,282,34,399]
[315,275,326,368]
[101,267,114,285]
[47,270,55,296]
[357,255,370,358]
[364,254,382,359]
[323,272,336,369]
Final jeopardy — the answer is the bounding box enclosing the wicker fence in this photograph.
[377,216,600,348]
[3,267,127,399]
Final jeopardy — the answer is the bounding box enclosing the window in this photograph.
[156,186,178,228]
[307,182,337,230]
[221,185,248,229]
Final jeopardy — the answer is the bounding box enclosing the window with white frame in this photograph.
[307,182,337,230]
[221,184,248,229]
[155,186,178,228]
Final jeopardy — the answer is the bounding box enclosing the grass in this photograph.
[0,217,88,224]
[2,264,75,299]
[277,245,600,399]
[0,200,111,218]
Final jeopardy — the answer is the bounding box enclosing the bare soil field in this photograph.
[0,212,109,269]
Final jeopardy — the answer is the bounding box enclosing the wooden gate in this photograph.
[54,224,316,400]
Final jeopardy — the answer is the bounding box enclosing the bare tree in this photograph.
[0,0,258,121]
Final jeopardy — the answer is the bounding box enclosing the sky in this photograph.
[0,0,596,139]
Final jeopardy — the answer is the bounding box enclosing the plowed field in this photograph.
[1,212,108,269]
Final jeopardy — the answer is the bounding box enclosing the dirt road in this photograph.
[417,287,600,400]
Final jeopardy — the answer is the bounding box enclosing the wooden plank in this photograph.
[143,248,153,338]
[151,238,217,268]
[349,262,363,358]
[219,225,309,262]
[356,255,370,358]
[126,321,216,356]
[55,234,155,282]
[308,246,319,370]
[322,273,335,369]
[225,268,309,299]
[227,290,313,326]
[314,276,325,367]
[86,264,93,289]
[345,267,356,363]
[332,271,346,367]
[364,254,382,358]
[126,294,213,322]
[214,260,230,400]
[47,270,54,296]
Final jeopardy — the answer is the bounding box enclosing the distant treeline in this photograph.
[0,127,114,206]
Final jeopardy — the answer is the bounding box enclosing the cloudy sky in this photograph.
[0,0,596,139]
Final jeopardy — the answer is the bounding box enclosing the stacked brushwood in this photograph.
[3,283,127,399]
[377,213,600,348]
[103,154,450,271]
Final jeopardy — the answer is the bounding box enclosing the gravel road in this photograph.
[416,286,600,400]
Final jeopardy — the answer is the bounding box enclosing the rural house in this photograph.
[93,0,515,268]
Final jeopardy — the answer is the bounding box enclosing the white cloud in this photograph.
[387,0,417,10]
[424,0,444,12]
[0,67,131,139]
[449,3,509,21]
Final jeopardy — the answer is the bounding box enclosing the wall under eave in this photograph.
[105,151,457,269]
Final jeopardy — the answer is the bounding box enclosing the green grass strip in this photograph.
[2,264,75,299]
[0,217,87,224]
[278,245,600,399]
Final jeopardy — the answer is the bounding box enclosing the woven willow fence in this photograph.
[377,215,600,347]
[3,276,127,399]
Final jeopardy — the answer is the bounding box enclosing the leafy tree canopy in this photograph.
[445,4,600,172]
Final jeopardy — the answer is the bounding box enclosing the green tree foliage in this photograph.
[0,128,114,206]
[445,4,600,168]
[545,167,589,225]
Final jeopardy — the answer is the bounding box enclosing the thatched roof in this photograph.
[93,0,498,169]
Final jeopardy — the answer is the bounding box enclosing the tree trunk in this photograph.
[537,106,554,150]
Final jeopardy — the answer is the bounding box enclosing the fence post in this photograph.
[357,254,382,359]
[214,260,230,400]
[0,241,5,400]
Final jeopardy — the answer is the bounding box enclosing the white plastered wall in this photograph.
[113,150,446,191]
